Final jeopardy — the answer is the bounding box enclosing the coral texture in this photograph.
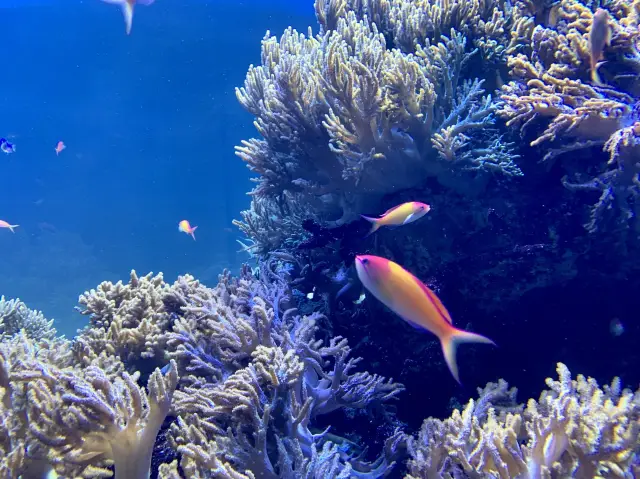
[1,267,639,478]
[405,362,640,478]
[0,262,403,478]
[0,329,178,478]
[0,296,56,341]
[74,270,196,368]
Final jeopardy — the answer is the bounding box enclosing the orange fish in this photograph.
[55,141,66,156]
[178,220,197,240]
[0,220,19,233]
[361,201,431,236]
[589,9,612,85]
[355,255,495,383]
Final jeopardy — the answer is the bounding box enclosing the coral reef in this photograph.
[230,0,640,413]
[0,261,407,477]
[405,362,640,478]
[0,296,57,341]
[0,330,177,478]
[1,265,639,478]
[164,261,407,477]
[499,0,640,232]
[234,0,522,254]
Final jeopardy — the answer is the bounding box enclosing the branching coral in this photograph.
[0,347,25,477]
[27,360,178,478]
[74,270,198,367]
[0,296,57,341]
[69,261,408,477]
[405,362,640,478]
[499,0,640,232]
[234,0,522,253]
[326,0,515,63]
[165,263,289,385]
[0,331,133,477]
[168,285,406,477]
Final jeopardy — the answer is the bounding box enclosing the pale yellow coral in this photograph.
[500,0,640,155]
[0,352,25,478]
[75,270,174,363]
[405,363,640,479]
[27,361,179,478]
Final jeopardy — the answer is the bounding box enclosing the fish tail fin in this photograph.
[591,62,605,86]
[121,1,134,34]
[190,226,198,241]
[360,215,380,236]
[8,225,18,233]
[440,329,496,384]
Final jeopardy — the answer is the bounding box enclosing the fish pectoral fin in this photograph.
[402,213,416,225]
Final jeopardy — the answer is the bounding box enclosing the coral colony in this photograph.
[1,0,640,477]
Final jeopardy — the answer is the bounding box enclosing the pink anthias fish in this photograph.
[355,255,495,383]
[0,220,19,233]
[178,220,197,241]
[100,0,156,35]
[361,201,431,236]
[55,141,66,156]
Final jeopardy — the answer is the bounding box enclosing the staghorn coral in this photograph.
[405,362,640,478]
[0,295,57,341]
[234,0,521,253]
[499,0,640,232]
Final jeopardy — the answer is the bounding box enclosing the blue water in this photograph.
[0,0,315,336]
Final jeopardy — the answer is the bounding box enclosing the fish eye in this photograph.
[361,258,369,264]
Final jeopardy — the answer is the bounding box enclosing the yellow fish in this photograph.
[178,220,197,240]
[355,255,495,383]
[361,201,430,236]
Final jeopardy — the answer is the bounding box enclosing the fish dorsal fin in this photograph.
[419,281,453,324]
[382,204,404,216]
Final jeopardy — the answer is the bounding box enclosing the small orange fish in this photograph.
[178,220,197,240]
[0,220,19,233]
[355,255,495,383]
[55,141,66,156]
[589,9,612,85]
[361,201,431,236]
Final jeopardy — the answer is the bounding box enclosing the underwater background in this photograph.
[1,0,639,477]
[0,0,315,335]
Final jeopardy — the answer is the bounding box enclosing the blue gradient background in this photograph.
[0,0,315,335]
